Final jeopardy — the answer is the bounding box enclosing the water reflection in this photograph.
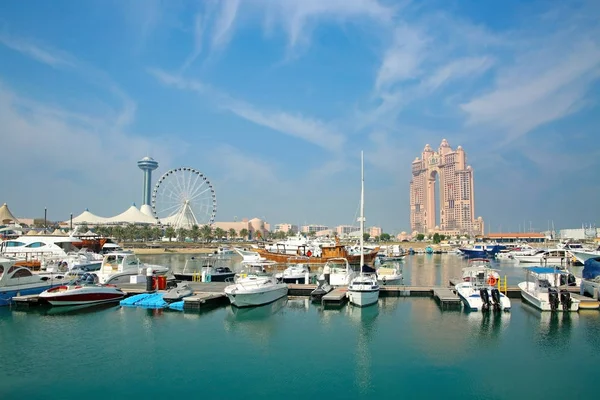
[346,304,379,395]
[222,297,288,345]
[521,302,578,349]
[464,310,510,342]
[11,302,119,317]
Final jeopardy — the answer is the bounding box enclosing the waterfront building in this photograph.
[410,139,484,236]
[137,157,159,217]
[476,232,546,243]
[0,203,19,225]
[301,224,329,234]
[559,226,599,240]
[273,223,298,234]
[369,226,382,238]
[336,225,359,236]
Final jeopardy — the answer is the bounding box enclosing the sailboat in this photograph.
[347,151,380,307]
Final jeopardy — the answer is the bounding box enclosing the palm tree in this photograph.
[125,224,138,241]
[141,225,152,242]
[228,228,237,240]
[200,224,213,243]
[177,227,188,242]
[165,226,176,242]
[190,225,201,242]
[214,227,226,242]
[113,226,125,242]
[151,227,162,241]
[239,228,249,241]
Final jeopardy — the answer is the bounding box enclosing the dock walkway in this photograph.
[322,287,347,307]
[432,287,461,308]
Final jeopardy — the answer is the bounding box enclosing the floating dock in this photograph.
[322,287,348,307]
[432,287,461,308]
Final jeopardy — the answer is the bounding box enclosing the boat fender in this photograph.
[382,276,387,285]
[487,276,497,286]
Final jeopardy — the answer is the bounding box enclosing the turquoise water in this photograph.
[0,254,596,399]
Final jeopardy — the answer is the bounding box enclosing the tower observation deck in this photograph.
[137,156,159,206]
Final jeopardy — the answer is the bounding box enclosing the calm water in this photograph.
[0,255,596,399]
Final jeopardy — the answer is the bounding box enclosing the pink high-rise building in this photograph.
[410,139,484,235]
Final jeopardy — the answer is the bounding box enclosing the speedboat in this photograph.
[513,249,570,264]
[518,267,580,312]
[216,246,236,256]
[376,262,403,285]
[96,252,169,284]
[224,274,288,308]
[233,247,267,263]
[570,245,600,265]
[39,274,125,306]
[275,256,313,284]
[580,257,600,298]
[459,244,502,258]
[174,255,235,282]
[0,257,67,306]
[347,265,380,307]
[455,261,511,312]
[318,257,357,287]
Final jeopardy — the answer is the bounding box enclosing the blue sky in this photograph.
[0,0,599,234]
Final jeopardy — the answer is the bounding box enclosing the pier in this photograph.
[11,281,600,310]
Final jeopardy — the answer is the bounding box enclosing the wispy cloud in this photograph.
[179,13,206,72]
[210,0,241,51]
[0,34,75,68]
[150,69,346,152]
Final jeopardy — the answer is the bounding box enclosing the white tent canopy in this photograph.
[71,209,108,225]
[107,205,158,225]
[0,203,19,224]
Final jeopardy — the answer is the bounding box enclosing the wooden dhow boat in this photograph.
[253,238,379,265]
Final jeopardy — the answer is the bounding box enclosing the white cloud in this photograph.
[180,13,206,72]
[375,25,428,90]
[0,34,75,68]
[425,56,494,91]
[210,0,241,51]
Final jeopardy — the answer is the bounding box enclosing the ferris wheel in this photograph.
[151,167,217,229]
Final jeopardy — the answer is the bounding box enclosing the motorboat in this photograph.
[310,278,333,302]
[518,267,580,312]
[455,261,511,312]
[0,234,82,268]
[570,245,600,265]
[96,252,169,284]
[318,257,357,287]
[216,246,236,256]
[233,247,267,263]
[459,244,503,258]
[162,282,194,302]
[513,249,570,264]
[0,257,67,306]
[376,262,403,285]
[174,255,235,282]
[39,273,125,306]
[274,256,314,284]
[43,248,103,273]
[224,274,288,307]
[347,151,380,308]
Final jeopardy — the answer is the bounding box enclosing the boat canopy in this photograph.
[525,266,569,274]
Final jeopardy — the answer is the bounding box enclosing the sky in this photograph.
[0,0,599,234]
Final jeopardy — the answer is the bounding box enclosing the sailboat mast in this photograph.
[359,151,365,269]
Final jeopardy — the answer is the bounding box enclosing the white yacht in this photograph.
[224,274,288,307]
[0,257,67,306]
[375,261,403,285]
[275,256,313,284]
[518,267,580,312]
[347,151,380,307]
[513,249,570,264]
[0,235,81,263]
[234,247,266,263]
[96,252,169,284]
[570,245,600,265]
[319,258,357,287]
[455,260,511,312]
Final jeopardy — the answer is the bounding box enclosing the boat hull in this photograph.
[254,246,379,265]
[40,286,125,306]
[347,288,379,307]
[455,284,511,311]
[0,283,57,306]
[518,282,579,311]
[174,272,235,282]
[225,284,288,308]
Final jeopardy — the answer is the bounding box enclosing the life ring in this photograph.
[307,250,312,257]
[487,276,497,286]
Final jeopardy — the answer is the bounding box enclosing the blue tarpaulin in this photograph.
[119,293,168,309]
[583,258,600,280]
[168,301,185,311]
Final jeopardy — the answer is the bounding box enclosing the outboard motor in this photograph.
[491,288,501,311]
[479,288,491,312]
[548,288,559,312]
[560,290,572,311]
[567,274,576,286]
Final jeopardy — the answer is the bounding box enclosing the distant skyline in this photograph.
[0,0,599,233]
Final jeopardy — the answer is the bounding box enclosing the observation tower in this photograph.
[137,156,159,207]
